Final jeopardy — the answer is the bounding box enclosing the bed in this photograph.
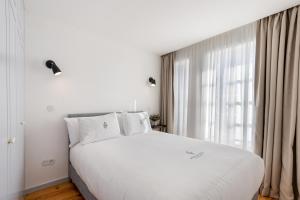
[67,112,264,200]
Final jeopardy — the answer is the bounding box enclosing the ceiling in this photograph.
[26,0,300,55]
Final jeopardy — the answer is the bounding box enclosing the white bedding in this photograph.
[70,131,264,200]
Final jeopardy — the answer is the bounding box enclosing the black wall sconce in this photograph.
[45,60,62,76]
[149,77,156,87]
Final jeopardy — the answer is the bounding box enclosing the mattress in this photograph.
[70,131,264,200]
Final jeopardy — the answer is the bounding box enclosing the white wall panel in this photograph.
[0,0,8,199]
[0,0,24,199]
[25,1,161,189]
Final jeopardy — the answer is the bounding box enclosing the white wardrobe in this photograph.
[0,0,25,199]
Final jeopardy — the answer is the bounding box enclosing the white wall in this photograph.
[25,10,160,189]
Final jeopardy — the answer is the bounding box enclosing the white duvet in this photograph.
[70,131,264,200]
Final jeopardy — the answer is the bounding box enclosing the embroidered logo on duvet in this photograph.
[185,151,204,159]
[103,122,108,129]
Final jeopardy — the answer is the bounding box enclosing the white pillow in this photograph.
[79,113,121,145]
[65,113,125,147]
[64,117,80,147]
[122,112,152,136]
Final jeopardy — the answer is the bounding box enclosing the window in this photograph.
[201,42,255,150]
[173,23,256,151]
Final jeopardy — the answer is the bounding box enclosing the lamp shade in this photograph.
[149,77,156,87]
[46,60,62,76]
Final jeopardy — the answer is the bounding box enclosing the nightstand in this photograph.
[151,124,167,132]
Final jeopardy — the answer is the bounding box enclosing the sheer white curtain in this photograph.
[174,23,256,151]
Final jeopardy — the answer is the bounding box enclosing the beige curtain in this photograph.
[161,52,175,133]
[255,5,300,200]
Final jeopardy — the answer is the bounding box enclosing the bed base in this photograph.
[252,192,259,200]
[69,164,97,200]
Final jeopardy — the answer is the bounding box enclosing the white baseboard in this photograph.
[24,176,69,195]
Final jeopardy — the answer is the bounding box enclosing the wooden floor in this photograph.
[24,182,83,200]
[24,181,273,200]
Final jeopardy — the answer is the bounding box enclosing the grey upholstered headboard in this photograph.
[68,112,110,118]
[67,111,143,118]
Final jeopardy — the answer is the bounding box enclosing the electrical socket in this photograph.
[41,159,55,167]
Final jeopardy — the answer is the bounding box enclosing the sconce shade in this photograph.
[149,77,156,87]
[46,60,62,76]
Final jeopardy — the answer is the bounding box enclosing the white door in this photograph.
[0,0,8,199]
